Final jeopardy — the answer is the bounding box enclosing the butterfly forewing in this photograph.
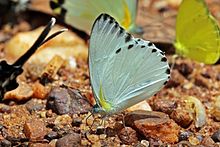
[89,14,170,114]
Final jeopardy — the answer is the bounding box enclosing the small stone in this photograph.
[194,74,211,89]
[54,114,72,126]
[0,139,11,147]
[165,69,186,88]
[140,140,149,147]
[45,131,58,141]
[46,109,53,117]
[170,108,193,128]
[25,99,44,113]
[211,129,220,142]
[56,133,80,147]
[4,82,33,101]
[49,139,57,147]
[118,127,138,145]
[125,110,180,143]
[32,81,50,99]
[81,138,91,146]
[179,131,191,141]
[127,101,152,112]
[151,99,177,115]
[174,61,193,77]
[46,86,92,115]
[212,95,220,121]
[86,134,99,143]
[0,104,10,113]
[188,136,200,145]
[201,136,215,146]
[99,134,106,140]
[23,118,48,141]
[72,117,82,127]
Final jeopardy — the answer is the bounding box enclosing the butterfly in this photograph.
[89,14,170,116]
[0,18,66,100]
[174,0,220,64]
[50,0,142,34]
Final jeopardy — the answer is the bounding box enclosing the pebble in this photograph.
[56,133,81,147]
[174,61,193,77]
[0,104,11,113]
[32,81,50,99]
[118,127,138,145]
[4,81,33,101]
[151,99,177,115]
[54,114,72,126]
[125,110,180,143]
[72,117,82,127]
[45,131,58,141]
[170,108,193,128]
[25,99,44,113]
[201,136,215,146]
[178,131,191,141]
[46,86,92,115]
[140,140,150,147]
[194,74,211,89]
[0,139,11,147]
[165,69,186,88]
[211,129,220,142]
[188,136,200,145]
[127,101,152,112]
[86,134,99,143]
[23,118,48,141]
[212,95,220,121]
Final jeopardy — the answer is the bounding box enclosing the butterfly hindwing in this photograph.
[89,14,170,114]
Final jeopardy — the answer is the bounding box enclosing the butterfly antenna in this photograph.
[13,18,66,67]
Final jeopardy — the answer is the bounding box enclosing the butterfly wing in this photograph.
[50,0,136,34]
[175,0,220,64]
[89,14,170,114]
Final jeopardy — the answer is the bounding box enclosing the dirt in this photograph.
[0,0,220,146]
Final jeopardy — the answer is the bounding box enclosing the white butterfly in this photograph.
[89,14,170,116]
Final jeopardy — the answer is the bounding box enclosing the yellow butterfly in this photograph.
[50,0,142,34]
[174,0,220,64]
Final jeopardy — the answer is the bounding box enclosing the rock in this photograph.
[211,129,220,142]
[170,108,193,128]
[118,127,138,145]
[125,110,180,143]
[165,69,186,88]
[0,139,11,147]
[45,131,58,141]
[4,81,33,101]
[25,99,44,113]
[47,86,92,115]
[188,136,200,145]
[23,118,48,141]
[201,136,215,146]
[56,133,80,147]
[72,117,82,127]
[174,61,193,77]
[194,74,211,89]
[86,134,99,143]
[212,95,220,121]
[127,101,152,112]
[32,81,50,99]
[140,140,149,147]
[0,104,11,113]
[178,131,191,141]
[151,99,177,115]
